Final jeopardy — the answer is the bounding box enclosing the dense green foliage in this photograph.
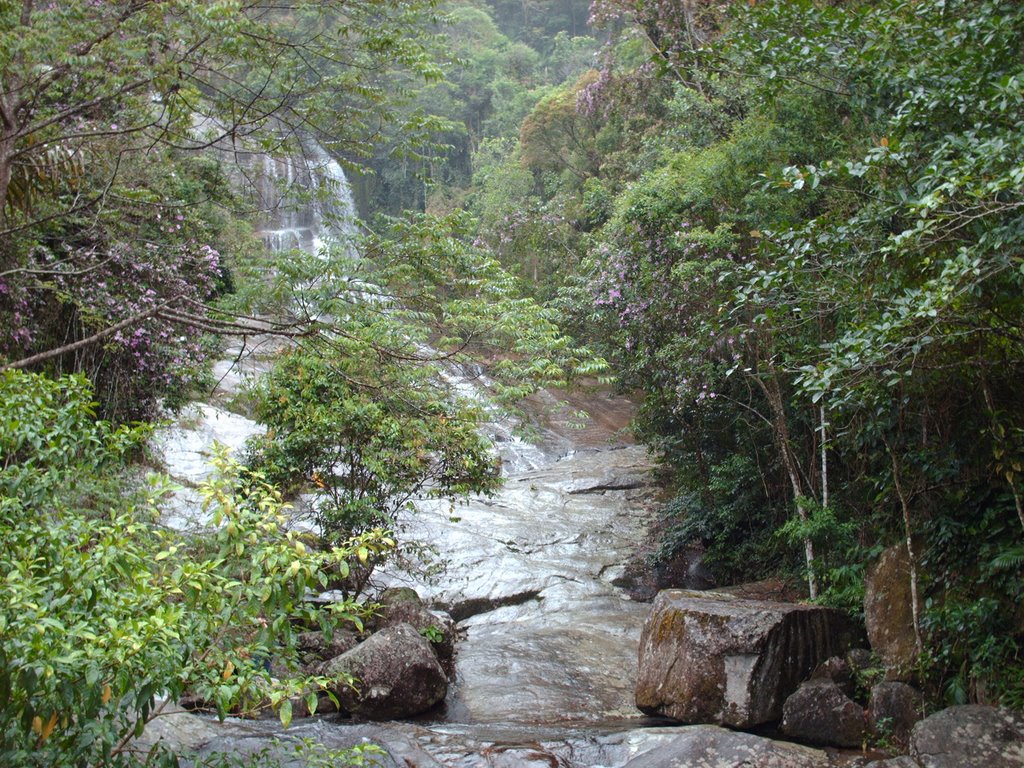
[0,0,445,418]
[243,211,603,592]
[5,1,1024,761]
[247,347,499,595]
[0,370,388,766]
[458,0,1024,705]
[0,2,605,764]
[350,0,599,216]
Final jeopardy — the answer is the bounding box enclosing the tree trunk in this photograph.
[820,404,829,509]
[0,131,13,222]
[757,370,818,599]
[886,441,923,656]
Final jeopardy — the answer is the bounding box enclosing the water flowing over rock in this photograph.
[152,401,264,529]
[148,141,870,765]
[377,440,659,725]
[160,715,842,768]
[620,725,831,768]
[635,589,864,728]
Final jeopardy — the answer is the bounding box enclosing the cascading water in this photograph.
[247,145,357,256]
[153,138,356,528]
[152,140,680,767]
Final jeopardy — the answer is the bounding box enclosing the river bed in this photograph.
[152,348,682,765]
[148,143,688,766]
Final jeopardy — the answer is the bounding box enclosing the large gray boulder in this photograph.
[780,678,867,748]
[320,623,447,720]
[635,590,863,728]
[864,544,919,680]
[621,725,830,768]
[910,705,1024,767]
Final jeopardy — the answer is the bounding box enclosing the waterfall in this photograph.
[248,142,358,255]
[153,137,357,530]
[149,128,670,766]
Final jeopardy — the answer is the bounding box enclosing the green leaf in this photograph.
[279,698,293,729]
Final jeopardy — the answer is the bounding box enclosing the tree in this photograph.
[246,347,500,595]
[567,0,1024,702]
[0,0,442,227]
[236,209,604,592]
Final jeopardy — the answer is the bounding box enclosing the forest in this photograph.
[1,0,1023,765]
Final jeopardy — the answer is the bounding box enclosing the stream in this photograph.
[149,148,689,766]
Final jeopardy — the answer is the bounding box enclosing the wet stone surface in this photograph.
[375,394,660,727]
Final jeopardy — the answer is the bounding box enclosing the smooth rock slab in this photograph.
[636,590,862,728]
[910,705,1024,768]
[621,725,830,768]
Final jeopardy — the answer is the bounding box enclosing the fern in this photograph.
[990,544,1024,571]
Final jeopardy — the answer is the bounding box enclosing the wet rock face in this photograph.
[320,623,447,720]
[864,544,918,680]
[635,590,863,728]
[621,725,830,768]
[909,705,1024,768]
[781,679,867,748]
[376,443,658,725]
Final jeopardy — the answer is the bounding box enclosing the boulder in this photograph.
[320,623,447,720]
[377,586,424,610]
[809,655,856,699]
[869,681,924,749]
[780,678,867,748]
[635,589,863,728]
[620,546,716,601]
[621,724,831,768]
[296,628,360,668]
[864,544,919,680]
[909,705,1024,768]
[378,600,457,675]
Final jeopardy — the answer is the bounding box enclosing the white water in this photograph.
[153,135,359,525]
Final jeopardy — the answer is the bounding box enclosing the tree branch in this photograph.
[0,295,182,373]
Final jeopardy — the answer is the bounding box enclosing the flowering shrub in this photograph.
[1,150,246,421]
